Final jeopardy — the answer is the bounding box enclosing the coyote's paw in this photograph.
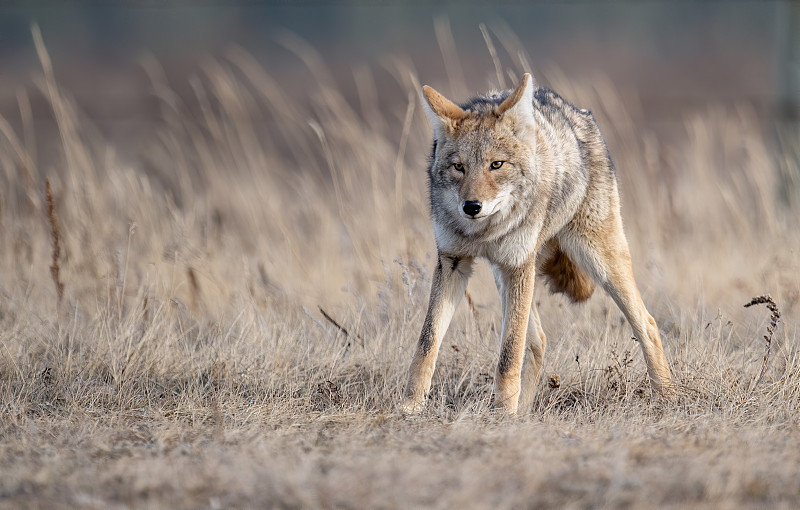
[398,397,425,415]
[489,400,519,416]
[492,382,521,415]
[657,382,677,403]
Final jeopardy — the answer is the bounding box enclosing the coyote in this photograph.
[401,74,674,415]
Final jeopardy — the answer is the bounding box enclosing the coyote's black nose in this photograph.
[462,200,482,217]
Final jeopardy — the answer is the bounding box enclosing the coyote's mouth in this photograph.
[459,195,507,221]
[460,206,500,222]
[463,210,494,220]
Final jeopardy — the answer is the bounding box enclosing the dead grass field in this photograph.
[1,28,799,508]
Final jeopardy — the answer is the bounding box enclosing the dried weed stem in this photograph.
[45,179,64,304]
[744,294,781,386]
[187,266,201,312]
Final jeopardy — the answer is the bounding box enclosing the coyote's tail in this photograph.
[541,246,595,302]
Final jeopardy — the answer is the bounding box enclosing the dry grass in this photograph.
[1,27,799,509]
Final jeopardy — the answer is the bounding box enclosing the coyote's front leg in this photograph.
[401,254,473,413]
[492,259,536,414]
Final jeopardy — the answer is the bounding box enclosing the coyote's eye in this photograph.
[490,161,505,170]
[452,163,464,172]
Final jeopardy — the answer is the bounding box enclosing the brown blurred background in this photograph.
[1,1,798,167]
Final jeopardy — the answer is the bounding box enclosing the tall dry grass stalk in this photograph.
[45,179,64,304]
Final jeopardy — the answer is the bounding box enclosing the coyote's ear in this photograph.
[422,85,466,137]
[496,73,535,131]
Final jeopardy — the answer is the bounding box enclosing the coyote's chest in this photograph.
[432,210,541,268]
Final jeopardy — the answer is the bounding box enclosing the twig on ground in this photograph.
[319,306,364,348]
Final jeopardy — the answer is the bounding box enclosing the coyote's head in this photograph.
[422,74,537,237]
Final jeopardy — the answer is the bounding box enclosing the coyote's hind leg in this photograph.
[561,220,674,399]
[518,303,546,412]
